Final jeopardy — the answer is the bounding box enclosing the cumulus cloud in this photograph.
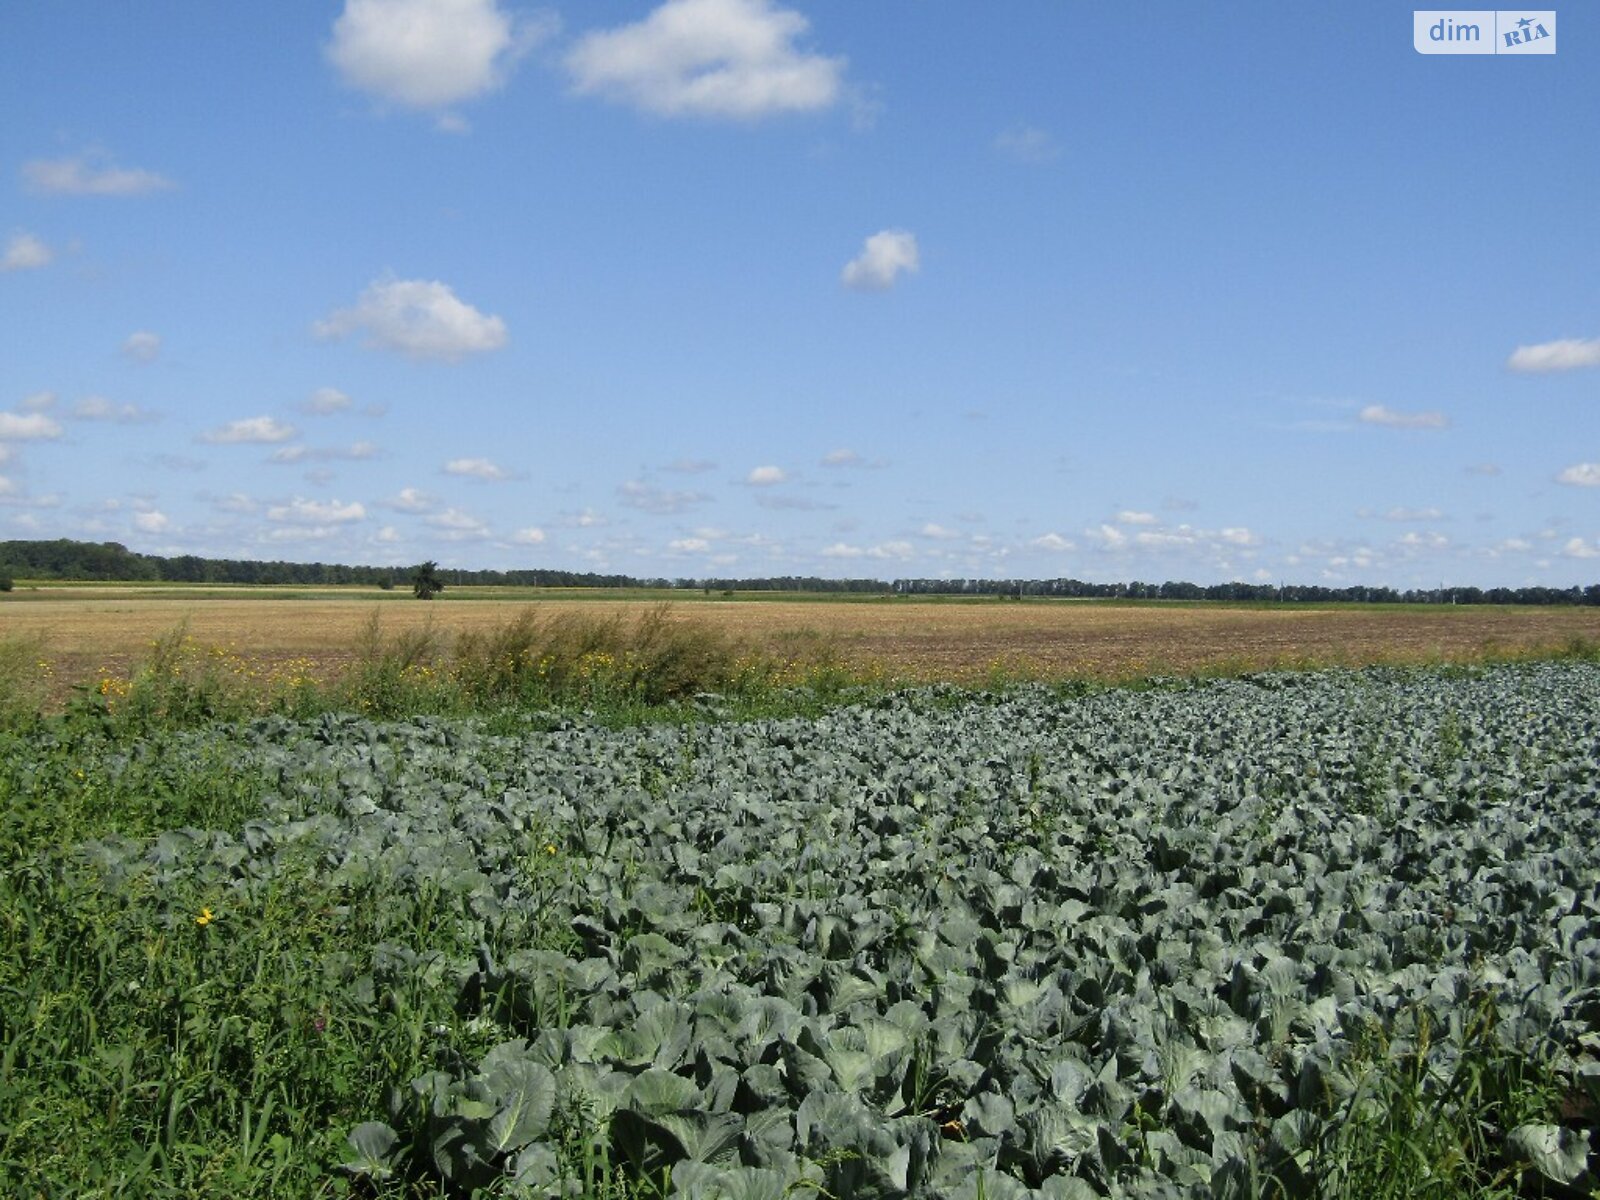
[1366,506,1444,521]
[200,416,298,444]
[1506,337,1600,373]
[745,464,786,485]
[669,537,711,553]
[121,331,161,362]
[133,510,169,533]
[1563,537,1600,559]
[72,396,156,423]
[270,441,379,463]
[1114,510,1157,526]
[302,387,353,415]
[819,449,861,468]
[994,125,1060,164]
[510,526,546,545]
[425,506,490,538]
[388,486,436,512]
[1357,405,1448,430]
[1557,463,1600,487]
[1,232,52,272]
[921,523,961,540]
[1030,533,1074,552]
[566,0,844,120]
[0,412,63,440]
[328,0,551,111]
[841,229,919,292]
[819,542,864,559]
[444,456,511,480]
[316,277,507,361]
[619,480,711,514]
[1085,524,1132,549]
[266,497,367,524]
[1219,527,1260,546]
[22,153,173,196]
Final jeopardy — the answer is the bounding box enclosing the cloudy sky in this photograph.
[2,2,1596,586]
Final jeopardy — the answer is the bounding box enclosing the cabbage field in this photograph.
[4,663,1600,1198]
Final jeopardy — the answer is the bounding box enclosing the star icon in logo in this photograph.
[1517,15,1534,29]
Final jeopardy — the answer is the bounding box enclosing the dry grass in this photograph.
[7,588,1600,705]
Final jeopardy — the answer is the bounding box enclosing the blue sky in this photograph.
[1,1,1595,586]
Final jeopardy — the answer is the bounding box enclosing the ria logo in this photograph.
[1413,10,1557,54]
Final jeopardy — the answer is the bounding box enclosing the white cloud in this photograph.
[921,523,961,540]
[270,441,379,463]
[328,0,550,110]
[820,448,860,467]
[619,480,711,514]
[746,464,786,485]
[444,456,511,480]
[19,391,56,412]
[1506,337,1600,373]
[215,492,259,514]
[425,506,489,538]
[267,497,367,524]
[819,541,864,558]
[1,232,52,272]
[387,486,436,512]
[376,525,401,543]
[72,396,156,423]
[316,277,507,361]
[1090,523,1127,549]
[1114,510,1157,526]
[0,445,12,466]
[1496,537,1532,552]
[1562,537,1600,559]
[669,537,711,553]
[133,510,169,533]
[303,387,353,415]
[121,331,161,362]
[510,526,547,545]
[1363,505,1444,521]
[1135,530,1196,548]
[841,229,919,292]
[566,0,844,120]
[1219,527,1260,546]
[994,125,1060,164]
[1358,404,1448,430]
[1397,531,1449,548]
[1557,463,1600,487]
[1030,533,1074,552]
[200,416,298,444]
[22,154,173,196]
[0,412,63,440]
[868,540,913,560]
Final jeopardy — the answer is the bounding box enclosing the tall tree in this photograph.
[411,560,443,601]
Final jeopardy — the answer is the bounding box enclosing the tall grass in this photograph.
[13,604,868,733]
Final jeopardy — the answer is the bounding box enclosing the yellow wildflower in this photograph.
[195,907,214,927]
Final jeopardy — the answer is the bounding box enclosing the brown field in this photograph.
[6,585,1600,701]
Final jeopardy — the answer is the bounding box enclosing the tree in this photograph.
[411,560,443,600]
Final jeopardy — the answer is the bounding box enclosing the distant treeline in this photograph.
[2,539,1598,606]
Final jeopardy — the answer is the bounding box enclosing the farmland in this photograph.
[2,648,1599,1197]
[4,585,1600,704]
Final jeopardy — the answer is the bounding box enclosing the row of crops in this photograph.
[4,664,1599,1196]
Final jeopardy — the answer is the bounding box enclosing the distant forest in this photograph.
[2,538,1598,606]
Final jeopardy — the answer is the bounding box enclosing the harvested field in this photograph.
[6,585,1600,700]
